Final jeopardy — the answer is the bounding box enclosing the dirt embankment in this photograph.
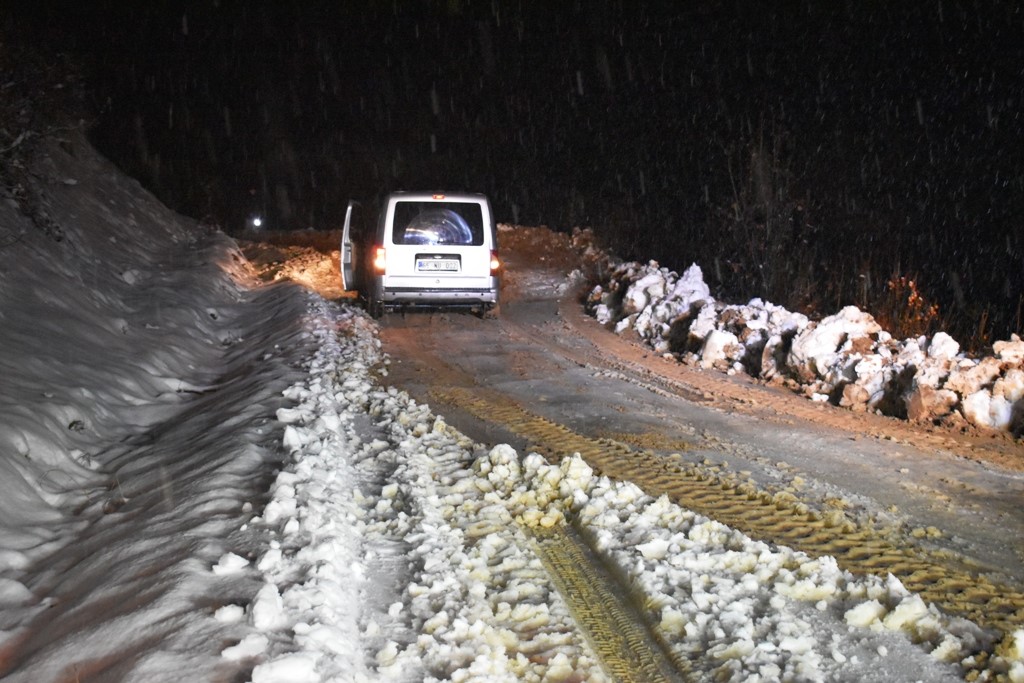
[237,230,350,301]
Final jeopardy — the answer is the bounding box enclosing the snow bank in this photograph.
[588,260,1024,435]
[0,129,323,682]
[0,132,269,565]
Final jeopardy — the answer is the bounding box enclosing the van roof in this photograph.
[387,191,488,203]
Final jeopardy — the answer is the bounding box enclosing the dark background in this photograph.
[5,1,1023,346]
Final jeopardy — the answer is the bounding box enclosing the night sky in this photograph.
[7,1,1024,343]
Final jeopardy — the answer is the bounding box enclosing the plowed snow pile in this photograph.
[589,261,1024,436]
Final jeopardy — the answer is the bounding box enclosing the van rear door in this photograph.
[340,200,365,291]
[385,199,492,286]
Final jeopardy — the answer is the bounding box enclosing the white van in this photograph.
[340,191,500,317]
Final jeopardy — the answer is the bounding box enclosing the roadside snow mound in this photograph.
[588,260,1024,435]
[240,299,606,682]
[0,129,317,682]
[0,131,265,567]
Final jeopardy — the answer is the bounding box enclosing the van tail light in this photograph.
[372,246,387,273]
[489,250,501,275]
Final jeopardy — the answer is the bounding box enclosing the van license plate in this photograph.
[417,259,459,272]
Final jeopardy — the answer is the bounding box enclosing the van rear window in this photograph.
[392,202,485,246]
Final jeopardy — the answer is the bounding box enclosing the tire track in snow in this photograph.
[528,525,690,682]
[430,384,1024,675]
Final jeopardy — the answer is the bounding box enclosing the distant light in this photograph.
[252,217,263,228]
[432,193,445,200]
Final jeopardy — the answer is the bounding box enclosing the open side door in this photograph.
[340,200,363,291]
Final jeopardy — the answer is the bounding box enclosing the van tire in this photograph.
[367,295,384,319]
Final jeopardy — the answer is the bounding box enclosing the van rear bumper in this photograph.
[381,286,498,306]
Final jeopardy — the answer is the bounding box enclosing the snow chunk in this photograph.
[995,368,1024,403]
[994,335,1024,364]
[276,407,308,424]
[927,332,960,360]
[251,583,287,630]
[637,537,671,560]
[845,600,887,628]
[624,266,669,315]
[669,263,712,307]
[788,306,881,383]
[221,633,269,660]
[212,552,250,576]
[214,604,245,623]
[282,425,308,451]
[962,390,1014,430]
[251,653,319,683]
[882,595,929,630]
[945,357,1004,398]
[700,329,740,370]
[1001,629,1024,681]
